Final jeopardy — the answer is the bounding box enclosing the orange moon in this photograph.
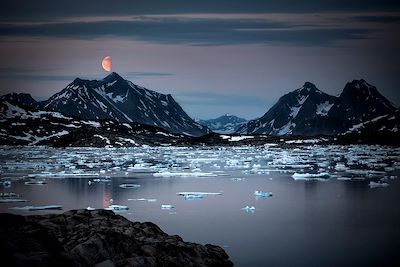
[101,56,112,72]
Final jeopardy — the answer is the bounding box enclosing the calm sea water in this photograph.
[1,145,400,267]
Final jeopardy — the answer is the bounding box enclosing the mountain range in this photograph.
[236,80,397,136]
[198,114,247,133]
[2,72,209,137]
[0,73,399,146]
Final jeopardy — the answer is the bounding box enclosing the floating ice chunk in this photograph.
[161,204,174,210]
[88,181,92,185]
[24,180,47,185]
[231,178,245,181]
[0,192,20,198]
[183,194,204,200]
[177,192,222,196]
[368,181,389,188]
[93,178,111,183]
[292,172,330,181]
[105,205,129,211]
[241,206,256,212]
[10,205,62,211]
[128,198,157,202]
[335,163,348,171]
[2,180,11,187]
[254,190,273,198]
[119,183,141,189]
[0,199,29,203]
[86,206,95,210]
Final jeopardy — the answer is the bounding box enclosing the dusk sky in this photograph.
[0,0,399,119]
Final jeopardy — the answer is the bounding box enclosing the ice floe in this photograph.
[105,205,129,211]
[292,172,330,181]
[128,198,157,202]
[10,205,62,211]
[241,206,256,212]
[368,181,389,188]
[177,192,222,197]
[119,183,141,189]
[254,190,273,198]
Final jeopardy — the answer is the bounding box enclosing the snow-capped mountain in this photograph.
[199,114,247,133]
[236,82,337,135]
[39,72,209,136]
[0,99,185,146]
[236,80,396,136]
[328,79,396,125]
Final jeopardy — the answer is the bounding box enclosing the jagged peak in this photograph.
[303,81,317,89]
[292,81,322,96]
[342,79,380,97]
[0,92,37,104]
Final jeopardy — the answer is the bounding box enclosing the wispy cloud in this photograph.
[0,16,374,46]
[1,0,400,22]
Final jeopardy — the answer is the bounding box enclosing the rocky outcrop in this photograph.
[0,209,233,267]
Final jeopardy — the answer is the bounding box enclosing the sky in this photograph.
[0,1,399,120]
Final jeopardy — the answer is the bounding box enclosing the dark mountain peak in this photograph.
[0,92,38,107]
[71,77,88,87]
[342,79,378,96]
[291,82,322,98]
[303,81,316,89]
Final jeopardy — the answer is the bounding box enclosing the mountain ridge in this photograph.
[236,79,396,136]
[199,114,247,133]
[1,72,209,137]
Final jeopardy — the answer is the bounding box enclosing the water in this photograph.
[1,145,400,266]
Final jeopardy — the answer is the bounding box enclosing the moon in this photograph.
[101,56,112,72]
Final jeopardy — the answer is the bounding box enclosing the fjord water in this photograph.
[1,146,400,267]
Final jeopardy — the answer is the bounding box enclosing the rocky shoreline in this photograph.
[0,209,233,267]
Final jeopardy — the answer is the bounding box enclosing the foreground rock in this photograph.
[0,209,233,267]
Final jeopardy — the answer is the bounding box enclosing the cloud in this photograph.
[1,0,400,22]
[0,17,372,46]
[353,15,400,23]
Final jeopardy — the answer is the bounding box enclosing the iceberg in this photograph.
[105,205,129,211]
[128,198,157,202]
[2,180,11,187]
[241,206,256,212]
[24,180,47,185]
[177,192,222,196]
[254,190,273,198]
[161,204,174,210]
[368,181,389,188]
[119,183,141,189]
[86,206,96,210]
[231,178,245,181]
[183,194,204,200]
[292,172,330,181]
[9,205,62,211]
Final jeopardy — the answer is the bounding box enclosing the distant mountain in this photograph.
[237,80,396,136]
[0,99,185,146]
[199,114,247,133]
[0,93,38,108]
[37,72,209,136]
